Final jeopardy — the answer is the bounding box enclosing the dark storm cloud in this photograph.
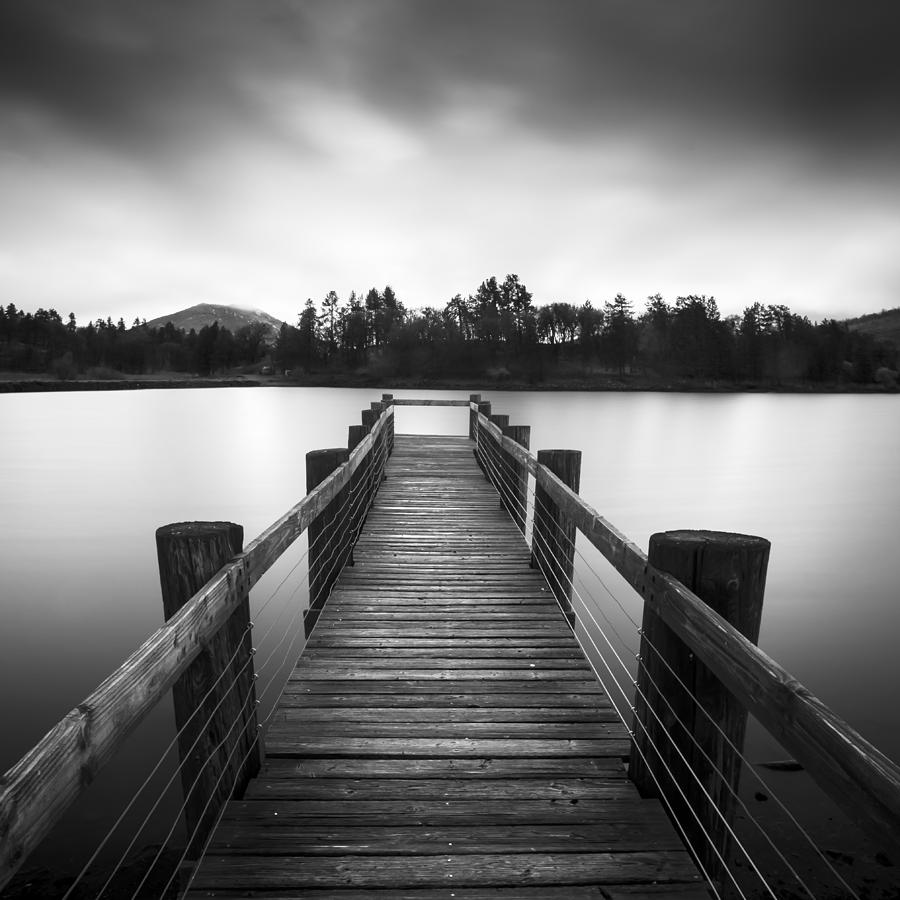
[0,0,321,153]
[344,1,900,162]
[2,0,899,159]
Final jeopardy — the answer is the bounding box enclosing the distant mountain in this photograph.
[144,303,286,341]
[845,307,900,345]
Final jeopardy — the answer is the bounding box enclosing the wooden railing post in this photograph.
[501,424,530,534]
[468,394,481,440]
[360,408,378,510]
[487,415,510,499]
[629,530,769,891]
[156,521,260,857]
[370,402,388,480]
[475,401,491,473]
[345,424,369,566]
[305,448,350,635]
[531,450,581,627]
[347,424,366,453]
[381,394,394,454]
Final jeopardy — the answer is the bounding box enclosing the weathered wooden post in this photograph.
[629,530,769,891]
[501,424,530,534]
[360,408,378,512]
[362,403,383,496]
[487,414,510,501]
[344,424,368,566]
[475,400,491,474]
[156,521,260,857]
[468,394,481,440]
[531,450,581,627]
[361,408,377,432]
[381,394,394,454]
[370,402,387,481]
[305,448,349,635]
[347,423,366,453]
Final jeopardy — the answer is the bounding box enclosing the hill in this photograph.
[144,303,285,341]
[845,307,900,345]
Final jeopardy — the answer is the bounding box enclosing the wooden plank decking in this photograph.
[187,434,706,898]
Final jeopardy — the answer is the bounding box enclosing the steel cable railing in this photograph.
[477,419,862,899]
[519,468,857,897]
[480,431,808,892]
[176,437,392,898]
[476,425,837,899]
[149,435,390,897]
[57,426,391,899]
[477,429,746,898]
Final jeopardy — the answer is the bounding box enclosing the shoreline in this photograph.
[0,373,896,394]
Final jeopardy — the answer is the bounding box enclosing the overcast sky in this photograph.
[2,1,899,325]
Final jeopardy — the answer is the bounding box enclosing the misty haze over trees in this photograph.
[1,274,897,389]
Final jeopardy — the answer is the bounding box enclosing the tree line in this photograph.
[274,276,896,387]
[0,307,272,378]
[1,275,897,387]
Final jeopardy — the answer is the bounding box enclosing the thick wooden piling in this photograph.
[468,394,481,439]
[156,521,260,857]
[531,450,581,627]
[629,530,769,890]
[475,401,492,472]
[346,424,369,567]
[488,415,511,501]
[305,448,350,636]
[381,394,394,453]
[347,424,366,453]
[361,408,379,510]
[370,402,388,480]
[501,424,531,535]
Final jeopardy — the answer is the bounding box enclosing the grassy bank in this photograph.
[0,370,896,394]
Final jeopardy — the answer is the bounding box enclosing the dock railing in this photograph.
[0,398,395,892]
[469,397,900,896]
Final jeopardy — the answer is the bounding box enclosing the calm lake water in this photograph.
[1,387,898,890]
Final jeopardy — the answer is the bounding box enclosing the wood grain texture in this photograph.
[156,522,260,857]
[186,887,709,900]
[629,530,769,891]
[185,432,701,896]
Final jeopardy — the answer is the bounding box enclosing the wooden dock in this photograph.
[5,398,899,898]
[186,435,705,897]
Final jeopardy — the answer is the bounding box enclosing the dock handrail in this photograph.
[0,403,394,890]
[473,403,900,861]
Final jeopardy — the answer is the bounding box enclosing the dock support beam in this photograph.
[156,521,260,858]
[305,448,350,636]
[629,530,769,891]
[531,449,581,628]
